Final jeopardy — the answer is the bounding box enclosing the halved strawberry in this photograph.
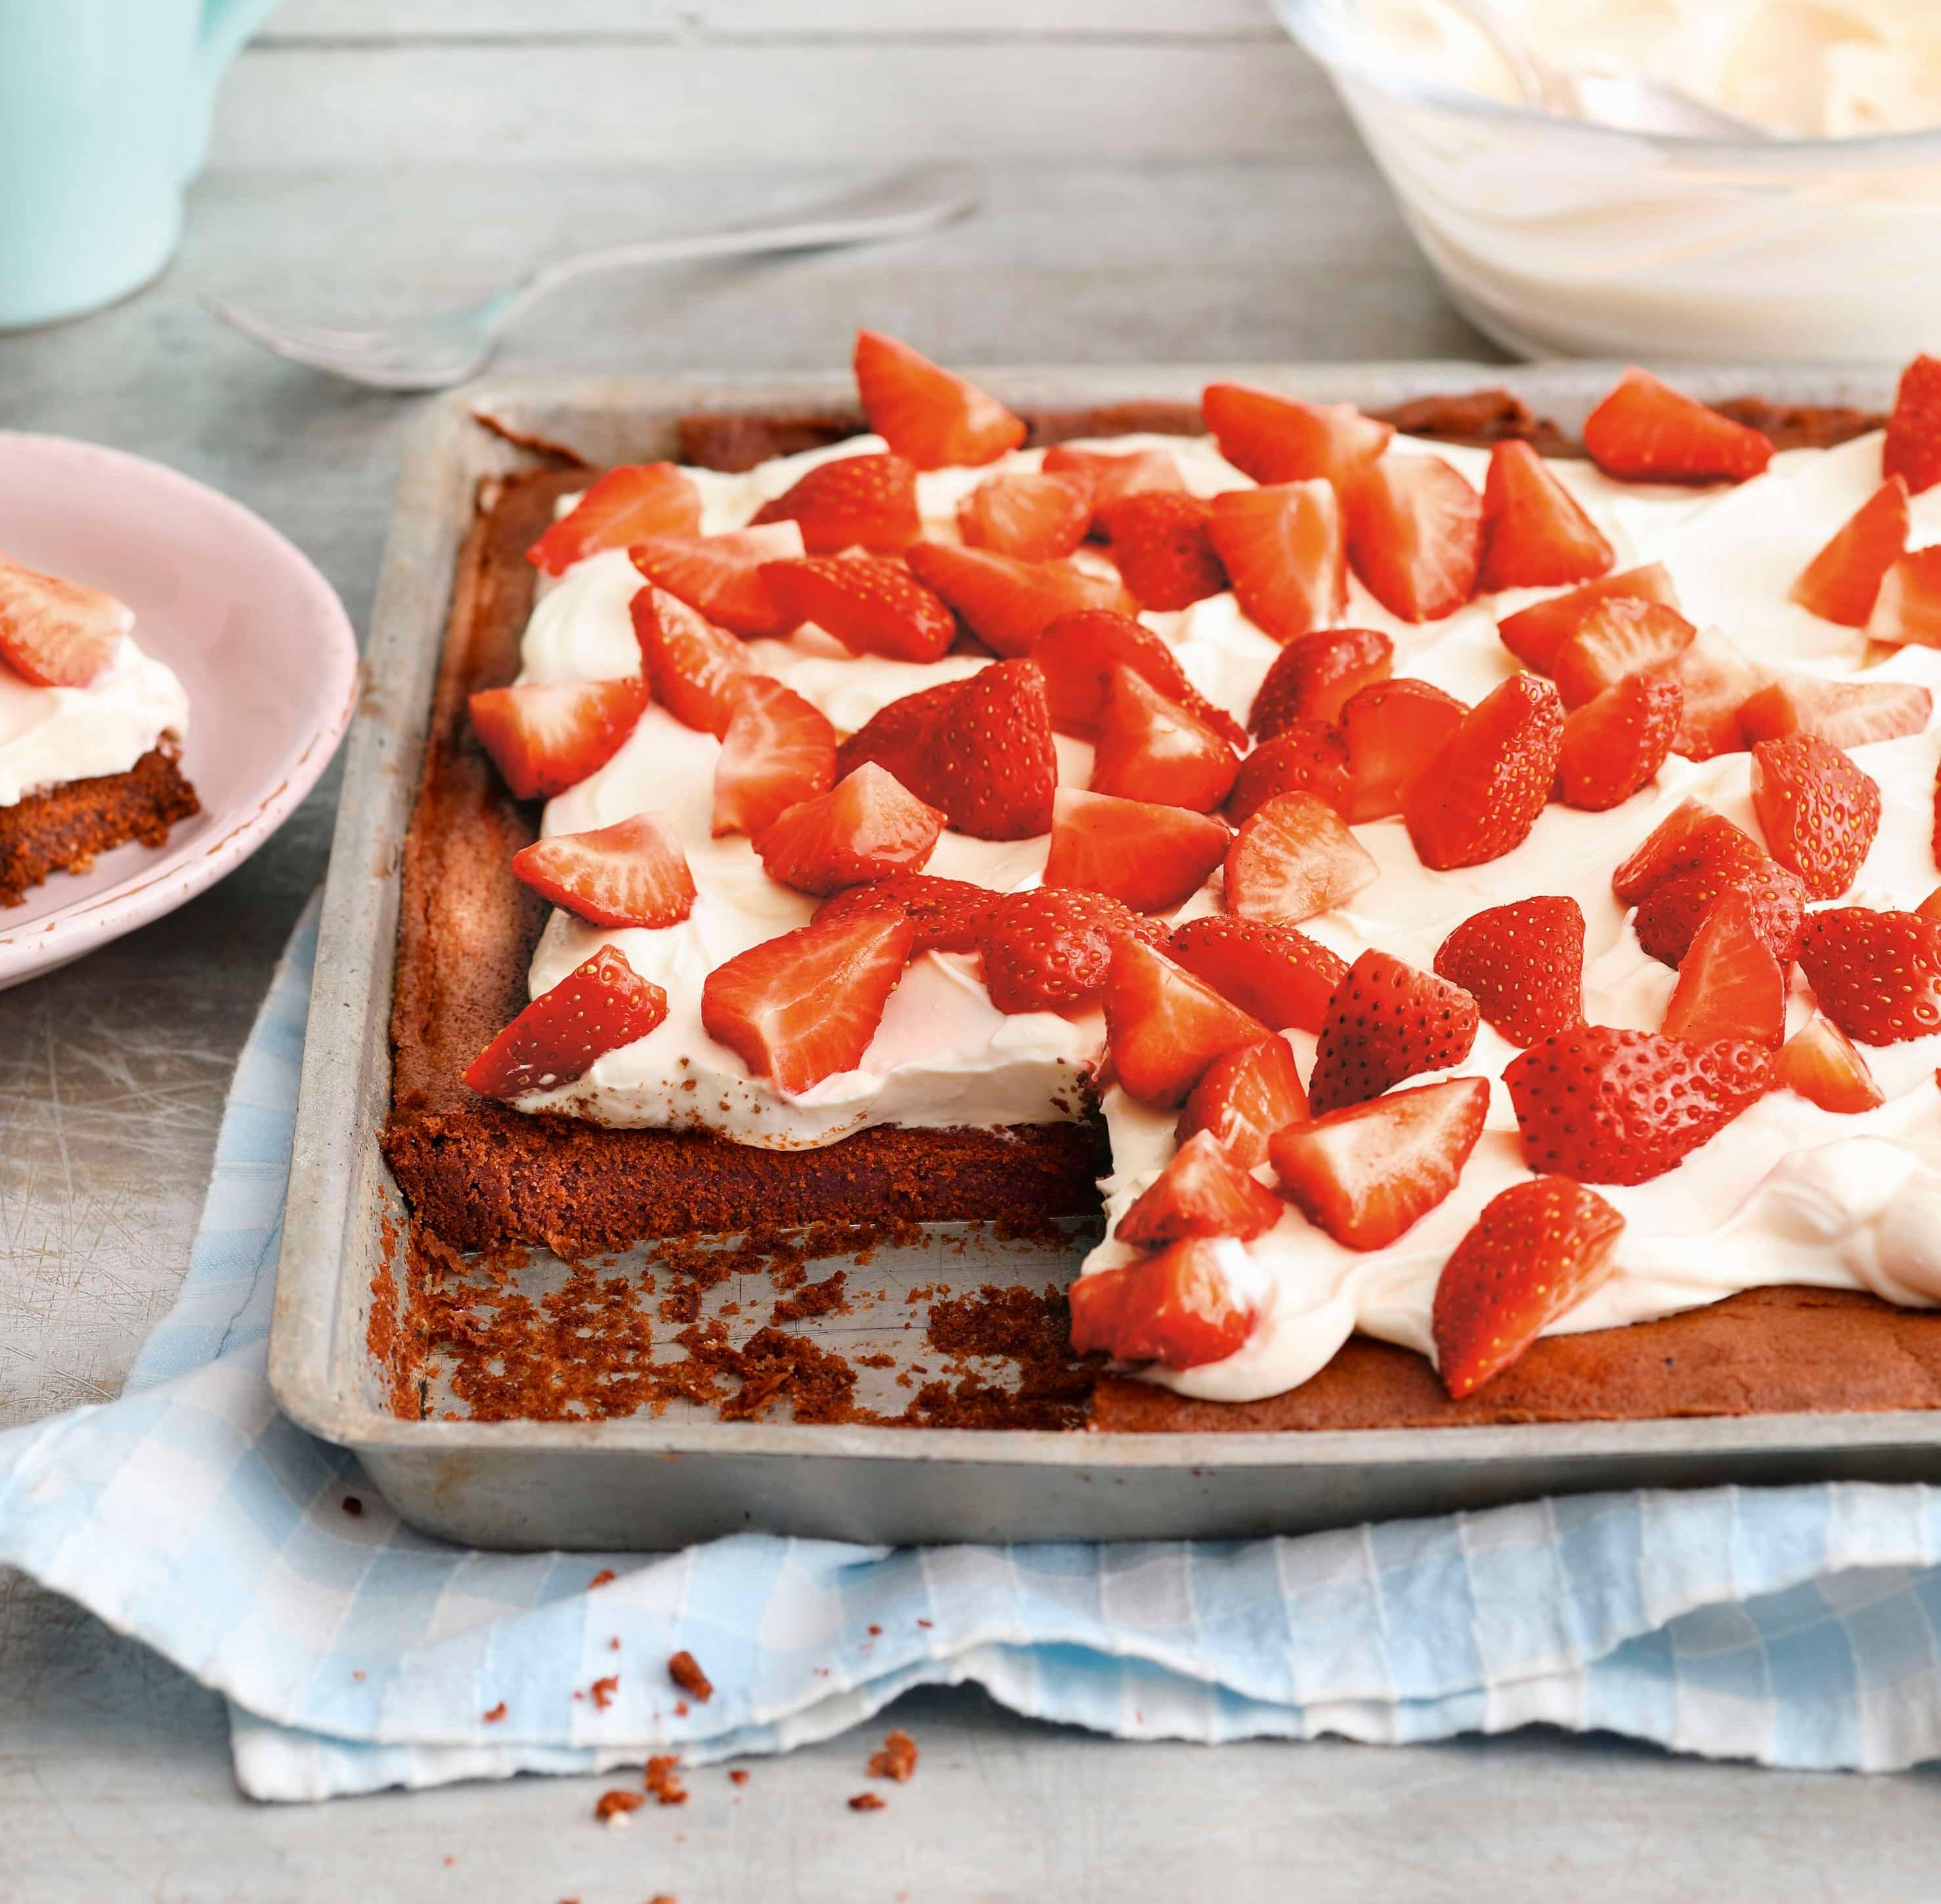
[1503,1024,1773,1184]
[1797,907,1941,1045]
[1653,627,1766,760]
[1066,1240,1254,1370]
[1476,440,1614,592]
[904,541,1133,659]
[630,584,751,737]
[754,761,945,896]
[527,464,701,574]
[852,330,1026,471]
[1401,674,1564,870]
[1043,443,1187,523]
[1790,475,1909,625]
[1176,1035,1309,1168]
[1496,561,1680,672]
[701,910,915,1094]
[1554,671,1683,811]
[1090,665,1239,812]
[1043,787,1229,913]
[1224,721,1354,824]
[1581,368,1774,484]
[467,676,648,800]
[1102,938,1269,1106]
[957,469,1093,563]
[464,945,670,1098]
[1433,896,1584,1047]
[837,657,1058,840]
[1345,454,1482,622]
[1432,1177,1625,1398]
[976,887,1168,1014]
[1248,626,1393,737]
[630,523,802,637]
[1307,949,1480,1115]
[1223,791,1378,924]
[813,873,993,955]
[1548,597,1697,709]
[1867,546,1941,647]
[1268,1076,1489,1251]
[1634,856,1807,969]
[1737,672,1932,749]
[1101,490,1227,611]
[1775,1014,1884,1113]
[1661,887,1787,1047]
[1031,607,1246,747]
[751,450,921,554]
[1338,676,1467,822]
[760,554,955,663]
[1169,915,1349,1033]
[711,674,838,837]
[1883,353,1941,496]
[1750,733,1881,899]
[1611,798,1759,906]
[1200,383,1393,492]
[1115,1130,1285,1246]
[1207,481,1346,643]
[0,554,131,688]
[511,811,697,928]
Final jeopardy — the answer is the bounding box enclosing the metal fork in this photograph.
[206,163,983,391]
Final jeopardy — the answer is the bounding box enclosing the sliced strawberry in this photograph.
[976,887,1169,1014]
[630,523,802,637]
[1496,561,1680,672]
[1102,938,1269,1107]
[957,469,1093,563]
[1116,1130,1285,1247]
[1031,608,1246,747]
[1169,915,1348,1034]
[1737,672,1932,749]
[837,658,1058,840]
[467,676,647,800]
[1223,790,1378,924]
[1790,475,1909,625]
[1775,1014,1884,1113]
[711,674,838,838]
[1611,798,1758,906]
[1883,353,1941,496]
[1268,1076,1489,1251]
[1248,626,1393,737]
[630,584,751,737]
[1401,674,1564,870]
[1581,368,1774,484]
[1661,887,1787,1048]
[511,811,696,929]
[813,873,993,955]
[1432,1176,1626,1398]
[1751,733,1881,900]
[1225,721,1354,824]
[1867,546,1941,647]
[1043,787,1229,913]
[1554,671,1683,811]
[1207,481,1346,643]
[1043,443,1187,523]
[1922,884,1941,924]
[751,450,921,554]
[1090,666,1239,812]
[1503,1025,1773,1184]
[701,911,915,1094]
[464,945,669,1098]
[852,330,1026,471]
[1100,490,1227,611]
[760,554,955,663]
[1548,597,1696,708]
[1066,1240,1254,1370]
[1653,627,1767,760]
[0,554,131,688]
[1200,383,1393,492]
[1476,440,1614,593]
[1345,454,1482,622]
[1433,896,1584,1048]
[1634,857,1807,969]
[1797,907,1941,1045]
[1338,676,1467,822]
[754,761,945,897]
[527,464,701,574]
[1307,949,1480,1115]
[1176,1035,1309,1168]
[904,541,1133,659]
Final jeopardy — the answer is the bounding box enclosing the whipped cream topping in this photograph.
[513,418,1941,1401]
[0,634,190,808]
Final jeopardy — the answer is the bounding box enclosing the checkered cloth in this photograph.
[4,897,1941,1800]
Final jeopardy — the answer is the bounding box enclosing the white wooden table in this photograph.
[3,9,1938,1895]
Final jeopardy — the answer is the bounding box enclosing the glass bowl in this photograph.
[1273,0,1941,361]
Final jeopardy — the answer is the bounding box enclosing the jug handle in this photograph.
[184,0,287,179]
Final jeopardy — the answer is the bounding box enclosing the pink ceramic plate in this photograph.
[0,432,357,988]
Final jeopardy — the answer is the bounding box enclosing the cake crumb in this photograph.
[848,1792,886,1812]
[645,1754,688,1806]
[588,1568,617,1588]
[482,1701,506,1723]
[868,1728,919,1783]
[668,1649,714,1703]
[595,1789,645,1825]
[728,1768,749,1786]
[590,1674,619,1712]
[341,1495,364,1517]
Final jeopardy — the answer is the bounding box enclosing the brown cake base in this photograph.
[0,745,199,907]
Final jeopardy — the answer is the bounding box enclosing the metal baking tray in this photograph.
[268,360,1941,1552]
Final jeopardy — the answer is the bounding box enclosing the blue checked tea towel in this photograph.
[3,894,1941,1801]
